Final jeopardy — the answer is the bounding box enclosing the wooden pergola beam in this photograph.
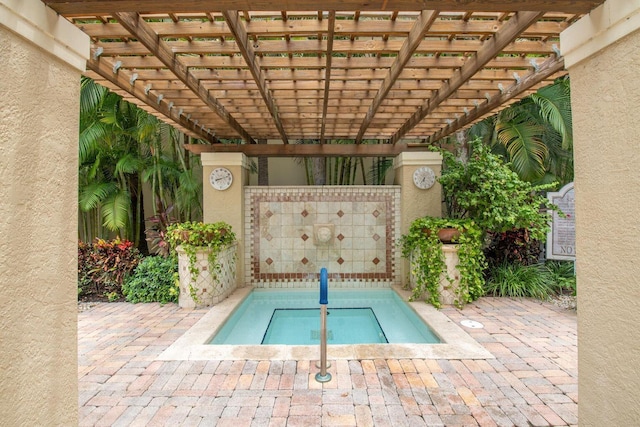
[92,39,560,56]
[44,0,604,15]
[430,55,566,143]
[221,10,289,144]
[184,142,431,157]
[85,55,216,143]
[79,19,572,40]
[96,55,544,71]
[390,10,544,144]
[320,11,336,145]
[113,12,256,144]
[355,10,438,143]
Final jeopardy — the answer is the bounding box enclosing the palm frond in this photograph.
[496,110,548,182]
[101,191,131,232]
[367,158,393,185]
[79,181,117,211]
[79,121,110,164]
[79,77,107,118]
[531,79,572,149]
[115,153,145,175]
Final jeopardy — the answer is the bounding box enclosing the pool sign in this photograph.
[546,182,575,261]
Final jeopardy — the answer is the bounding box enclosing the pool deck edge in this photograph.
[157,285,494,361]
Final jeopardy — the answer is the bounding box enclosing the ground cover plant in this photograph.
[485,260,576,299]
[122,255,179,304]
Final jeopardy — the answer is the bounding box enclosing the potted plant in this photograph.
[166,221,237,308]
[402,138,559,308]
[401,217,485,308]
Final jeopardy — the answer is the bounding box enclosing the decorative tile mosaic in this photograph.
[244,186,401,288]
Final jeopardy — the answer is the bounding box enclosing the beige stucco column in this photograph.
[561,1,640,425]
[201,153,250,286]
[393,151,443,283]
[0,0,89,425]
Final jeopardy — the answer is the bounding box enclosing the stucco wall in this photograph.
[569,28,640,426]
[0,25,80,426]
[393,152,443,283]
[202,153,250,286]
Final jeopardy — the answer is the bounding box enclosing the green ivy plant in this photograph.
[165,221,236,303]
[401,217,486,309]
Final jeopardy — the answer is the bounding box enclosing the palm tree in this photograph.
[79,77,145,242]
[78,77,203,249]
[468,76,573,185]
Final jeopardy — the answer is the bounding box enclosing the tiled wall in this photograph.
[244,186,401,288]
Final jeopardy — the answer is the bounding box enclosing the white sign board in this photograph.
[546,182,575,261]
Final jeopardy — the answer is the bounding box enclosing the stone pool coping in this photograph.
[158,285,494,361]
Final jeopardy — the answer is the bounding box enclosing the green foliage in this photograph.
[122,255,179,304]
[484,229,542,267]
[166,221,236,302]
[401,217,486,308]
[78,76,203,249]
[485,262,554,299]
[468,77,573,185]
[545,260,577,295]
[439,138,556,241]
[485,260,576,299]
[78,238,142,300]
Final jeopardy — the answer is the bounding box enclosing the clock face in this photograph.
[413,166,436,189]
[209,167,233,190]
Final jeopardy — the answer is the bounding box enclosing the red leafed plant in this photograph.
[78,237,141,301]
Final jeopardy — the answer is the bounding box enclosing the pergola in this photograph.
[43,0,605,157]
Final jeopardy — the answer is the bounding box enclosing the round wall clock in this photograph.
[412,166,436,189]
[209,167,233,190]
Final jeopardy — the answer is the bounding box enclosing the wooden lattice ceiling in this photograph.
[43,0,605,154]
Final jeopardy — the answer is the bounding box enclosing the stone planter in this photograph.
[176,242,237,308]
[410,244,461,306]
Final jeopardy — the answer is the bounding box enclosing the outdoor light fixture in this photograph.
[513,72,521,84]
[530,58,540,71]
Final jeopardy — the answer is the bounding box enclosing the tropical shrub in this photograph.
[485,262,555,299]
[78,238,141,300]
[401,217,486,308]
[145,204,177,257]
[484,229,542,267]
[439,138,556,241]
[545,260,577,295]
[485,260,576,300]
[122,255,179,304]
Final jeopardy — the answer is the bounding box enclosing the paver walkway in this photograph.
[78,297,577,426]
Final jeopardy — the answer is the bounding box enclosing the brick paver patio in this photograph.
[78,297,577,426]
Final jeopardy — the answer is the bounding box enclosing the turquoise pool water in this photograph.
[209,288,440,345]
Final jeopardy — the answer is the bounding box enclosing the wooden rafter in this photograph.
[44,1,605,14]
[42,1,606,147]
[86,54,216,143]
[390,10,545,144]
[184,142,430,157]
[113,12,256,144]
[355,10,438,143]
[320,10,336,145]
[221,10,289,144]
[429,55,566,142]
